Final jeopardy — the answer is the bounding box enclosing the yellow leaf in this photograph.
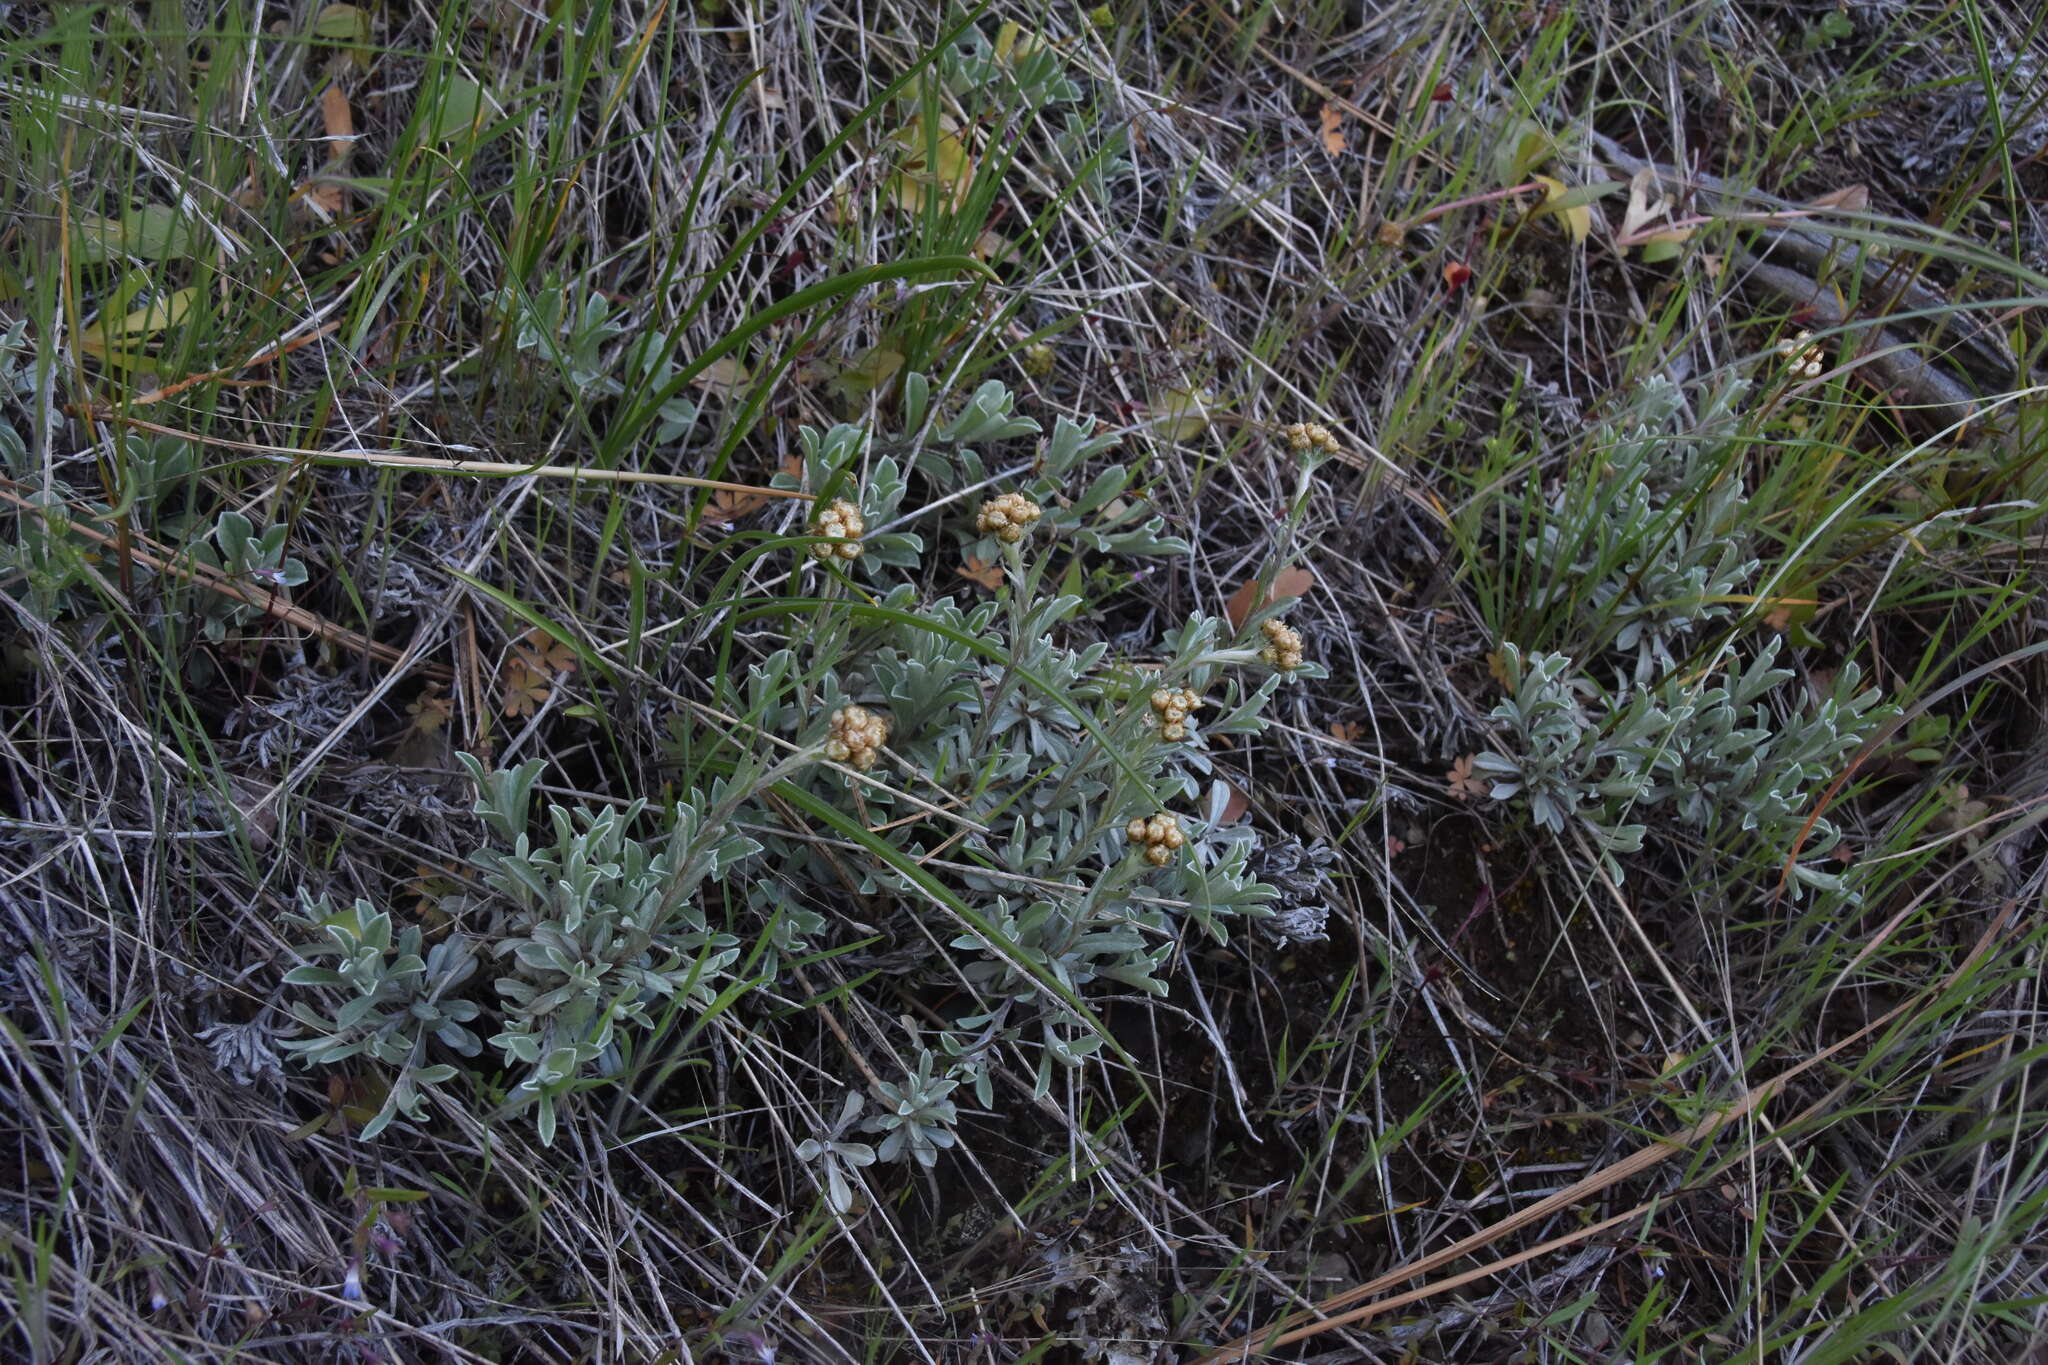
[79,286,197,357]
[1150,385,1213,441]
[973,228,1022,266]
[1530,174,1592,245]
[311,2,370,45]
[889,114,975,214]
[993,21,1042,64]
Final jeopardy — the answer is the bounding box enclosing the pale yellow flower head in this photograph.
[976,492,1044,545]
[824,704,890,770]
[812,498,865,562]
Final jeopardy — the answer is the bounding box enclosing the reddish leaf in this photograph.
[1225,565,1316,630]
[702,485,769,526]
[1806,185,1869,213]
[957,556,1004,590]
[1319,102,1346,157]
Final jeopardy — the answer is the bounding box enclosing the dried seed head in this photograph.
[1259,618,1305,671]
[976,492,1044,545]
[1148,685,1204,742]
[823,704,890,771]
[1775,331,1824,380]
[811,498,865,561]
[1128,811,1184,866]
[1280,422,1341,456]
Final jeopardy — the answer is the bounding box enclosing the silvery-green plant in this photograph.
[1,490,93,624]
[281,898,482,1139]
[494,274,627,398]
[862,1050,961,1168]
[796,1093,878,1215]
[2,432,217,627]
[283,753,773,1144]
[187,510,309,642]
[0,317,36,401]
[940,26,1083,111]
[743,375,1308,1101]
[1526,377,1760,685]
[619,330,700,446]
[1478,375,1894,893]
[284,376,1317,1176]
[935,21,1130,203]
[1475,638,1889,891]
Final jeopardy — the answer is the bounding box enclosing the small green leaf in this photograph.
[1639,231,1690,264]
[1496,118,1552,186]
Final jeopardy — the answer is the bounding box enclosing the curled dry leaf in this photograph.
[702,486,770,526]
[501,628,577,718]
[303,85,353,220]
[1446,756,1487,801]
[1319,102,1346,157]
[1806,184,1870,213]
[1620,167,1669,241]
[957,556,1004,590]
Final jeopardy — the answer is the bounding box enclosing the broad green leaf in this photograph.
[73,205,200,263]
[425,74,488,145]
[1150,385,1212,441]
[312,3,370,45]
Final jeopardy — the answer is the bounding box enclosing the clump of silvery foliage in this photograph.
[1525,377,1760,686]
[285,757,765,1143]
[1476,378,1892,894]
[0,423,305,646]
[281,374,1322,1177]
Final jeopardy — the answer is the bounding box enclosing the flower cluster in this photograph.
[1776,331,1824,380]
[1126,812,1186,867]
[976,492,1043,545]
[812,498,866,561]
[1259,618,1305,671]
[825,704,890,771]
[1019,342,1055,378]
[1280,421,1340,456]
[1148,685,1204,742]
